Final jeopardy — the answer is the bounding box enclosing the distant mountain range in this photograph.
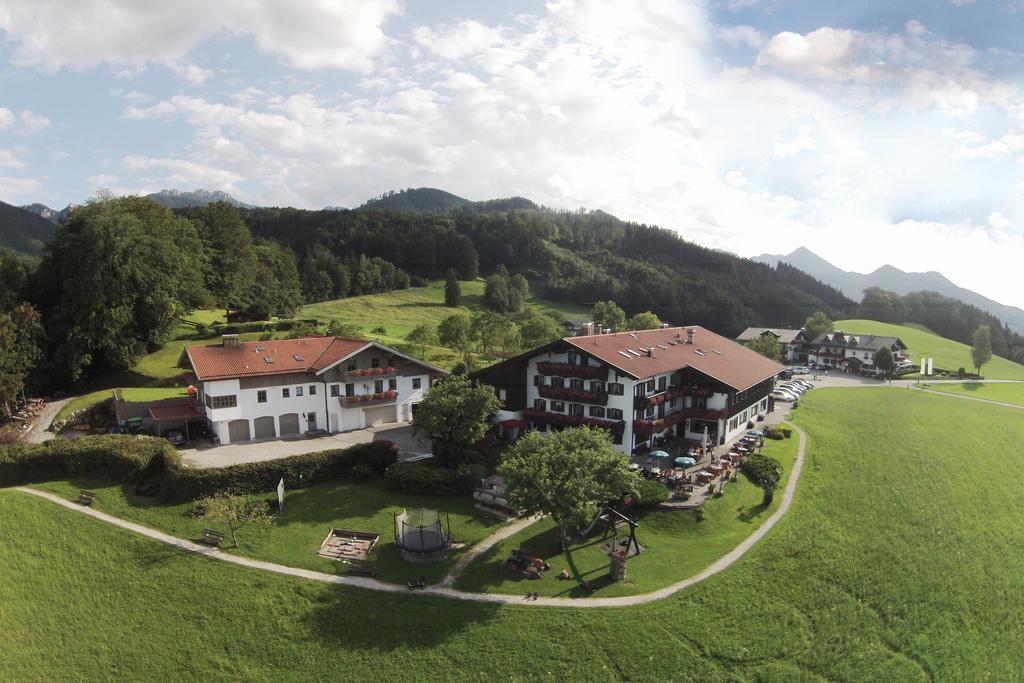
[755,247,1024,334]
[144,188,252,209]
[0,200,59,256]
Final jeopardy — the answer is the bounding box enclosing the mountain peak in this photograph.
[145,188,252,209]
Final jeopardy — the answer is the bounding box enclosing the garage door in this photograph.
[253,416,276,440]
[279,413,300,436]
[363,405,398,427]
[228,419,251,443]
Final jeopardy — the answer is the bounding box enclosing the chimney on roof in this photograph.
[222,334,240,349]
[686,328,695,345]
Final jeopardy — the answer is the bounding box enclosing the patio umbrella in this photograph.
[701,426,709,451]
[648,450,671,459]
[675,456,696,466]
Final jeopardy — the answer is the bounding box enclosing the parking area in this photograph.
[180,422,430,469]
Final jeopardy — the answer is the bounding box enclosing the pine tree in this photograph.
[444,269,461,307]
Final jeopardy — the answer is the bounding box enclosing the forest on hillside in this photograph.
[240,204,855,335]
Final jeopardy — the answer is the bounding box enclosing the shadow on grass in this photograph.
[304,585,503,651]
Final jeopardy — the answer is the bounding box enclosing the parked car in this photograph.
[791,366,810,374]
[789,380,813,390]
[778,383,806,395]
[772,391,797,402]
[163,430,185,446]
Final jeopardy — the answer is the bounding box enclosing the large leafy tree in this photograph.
[0,249,29,312]
[625,311,661,331]
[520,313,563,348]
[592,300,626,332]
[498,427,640,548]
[747,334,782,361]
[803,311,833,342]
[191,201,255,312]
[444,269,461,307]
[406,322,438,357]
[873,346,894,378]
[245,243,303,319]
[34,197,205,383]
[0,304,43,416]
[199,492,273,547]
[972,324,992,375]
[411,374,501,467]
[471,311,520,359]
[438,313,475,368]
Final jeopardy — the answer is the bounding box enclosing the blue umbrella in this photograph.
[648,450,671,459]
[675,456,696,466]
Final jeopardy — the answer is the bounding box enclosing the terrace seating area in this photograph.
[629,433,766,509]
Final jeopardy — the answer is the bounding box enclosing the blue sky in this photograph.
[1,0,1023,308]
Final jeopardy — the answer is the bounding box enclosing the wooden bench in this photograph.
[345,559,377,577]
[78,490,96,506]
[199,529,225,547]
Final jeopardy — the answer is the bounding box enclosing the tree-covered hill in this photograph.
[239,202,855,335]
[0,200,59,256]
[358,187,539,213]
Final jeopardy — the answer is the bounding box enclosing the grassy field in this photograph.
[836,318,1024,379]
[921,381,1024,406]
[455,431,799,597]
[33,478,501,585]
[7,389,1024,678]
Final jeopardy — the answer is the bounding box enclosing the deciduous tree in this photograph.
[199,492,274,547]
[972,324,992,375]
[803,311,833,342]
[747,335,782,361]
[873,346,894,378]
[444,269,461,307]
[411,374,501,468]
[406,322,438,357]
[498,427,640,548]
[192,201,255,312]
[625,311,661,331]
[592,301,626,333]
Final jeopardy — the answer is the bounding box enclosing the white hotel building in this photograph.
[180,335,446,445]
[471,326,784,456]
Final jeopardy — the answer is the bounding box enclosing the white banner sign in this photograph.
[277,478,285,512]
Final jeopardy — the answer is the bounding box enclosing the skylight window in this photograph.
[617,351,632,358]
[294,354,304,361]
[264,357,274,364]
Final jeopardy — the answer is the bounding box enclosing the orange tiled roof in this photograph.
[565,326,784,390]
[184,337,368,381]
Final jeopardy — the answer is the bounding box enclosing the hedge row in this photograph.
[1,435,398,501]
[162,440,397,499]
[384,461,485,497]
[0,435,173,487]
[206,319,320,335]
[742,453,783,488]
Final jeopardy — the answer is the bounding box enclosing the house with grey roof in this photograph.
[735,327,807,363]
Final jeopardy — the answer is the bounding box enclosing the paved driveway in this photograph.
[180,423,430,469]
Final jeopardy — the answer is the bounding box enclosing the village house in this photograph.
[735,327,807,363]
[806,331,907,373]
[471,326,784,456]
[179,335,447,445]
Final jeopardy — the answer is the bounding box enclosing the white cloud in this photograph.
[19,110,51,134]
[904,19,928,37]
[0,175,42,203]
[173,63,213,85]
[757,28,860,80]
[0,107,13,128]
[0,0,401,73]
[0,148,24,167]
[718,24,766,49]
[773,124,816,158]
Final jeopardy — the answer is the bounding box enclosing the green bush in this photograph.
[0,435,173,487]
[742,454,783,488]
[782,428,792,439]
[631,479,669,507]
[764,427,785,440]
[384,461,479,496]
[209,319,319,336]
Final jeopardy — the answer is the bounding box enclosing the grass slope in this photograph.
[921,381,1024,406]
[34,479,499,584]
[837,318,1024,379]
[6,389,1024,679]
[455,432,799,597]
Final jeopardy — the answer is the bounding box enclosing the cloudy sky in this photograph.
[2,0,1023,308]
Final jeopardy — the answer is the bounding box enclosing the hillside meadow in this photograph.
[921,381,1024,406]
[836,318,1024,380]
[4,388,1024,679]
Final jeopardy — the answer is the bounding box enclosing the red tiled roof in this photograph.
[565,326,784,390]
[183,336,368,381]
[149,402,203,421]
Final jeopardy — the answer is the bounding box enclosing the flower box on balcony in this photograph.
[522,409,623,433]
[346,367,397,379]
[344,390,398,407]
[537,385,609,405]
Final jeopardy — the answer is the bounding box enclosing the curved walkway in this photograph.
[440,513,543,587]
[15,424,807,608]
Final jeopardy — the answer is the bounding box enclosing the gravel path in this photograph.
[439,514,544,587]
[21,398,70,443]
[15,425,806,608]
[915,387,1024,411]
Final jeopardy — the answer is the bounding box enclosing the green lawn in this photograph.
[455,432,799,597]
[6,388,1024,679]
[54,387,188,424]
[301,280,589,370]
[921,381,1024,406]
[33,478,502,584]
[836,318,1024,379]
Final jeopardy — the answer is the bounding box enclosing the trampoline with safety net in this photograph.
[393,508,451,561]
